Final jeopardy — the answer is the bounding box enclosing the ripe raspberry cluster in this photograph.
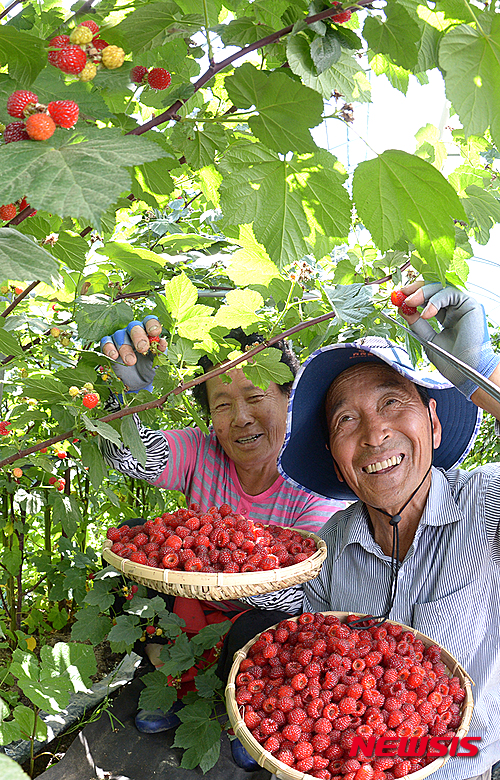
[0,421,11,436]
[0,197,33,222]
[106,504,317,573]
[130,66,171,90]
[331,2,352,23]
[49,475,66,491]
[68,383,100,408]
[390,290,417,317]
[3,89,80,144]
[234,613,466,780]
[48,20,125,81]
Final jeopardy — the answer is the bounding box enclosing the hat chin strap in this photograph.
[347,406,434,628]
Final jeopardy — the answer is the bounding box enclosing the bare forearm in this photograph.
[470,363,500,421]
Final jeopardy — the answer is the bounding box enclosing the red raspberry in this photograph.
[79,19,100,35]
[276,748,295,766]
[184,557,203,572]
[287,708,307,725]
[282,723,302,742]
[25,113,56,141]
[162,552,179,569]
[342,759,361,774]
[393,761,412,777]
[354,764,374,780]
[147,67,171,90]
[3,122,29,143]
[129,551,147,564]
[48,100,79,128]
[291,673,308,691]
[293,741,313,760]
[133,532,148,546]
[106,527,121,541]
[296,757,314,773]
[92,38,109,51]
[145,625,156,635]
[56,45,87,74]
[244,711,261,730]
[333,9,352,23]
[7,90,38,118]
[110,542,124,554]
[82,392,100,409]
[333,715,352,731]
[401,302,418,316]
[263,734,281,753]
[48,35,70,66]
[0,204,17,221]
[390,290,406,307]
[130,65,148,84]
[339,697,357,715]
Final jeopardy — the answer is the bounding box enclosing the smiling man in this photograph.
[276,284,500,780]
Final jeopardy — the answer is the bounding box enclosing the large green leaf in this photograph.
[0,228,63,286]
[462,185,500,244]
[74,297,134,343]
[40,642,96,693]
[0,128,166,229]
[120,414,147,466]
[138,671,177,713]
[173,699,221,771]
[171,123,228,169]
[0,754,31,779]
[225,63,324,153]
[438,15,500,149]
[287,35,371,101]
[219,143,351,268]
[243,349,294,390]
[52,494,81,539]
[0,27,45,87]
[352,150,466,278]
[22,373,68,403]
[164,272,198,321]
[107,614,142,652]
[110,1,200,53]
[71,606,112,645]
[49,231,88,274]
[98,243,167,281]
[31,68,112,122]
[216,16,274,47]
[213,289,264,330]
[363,3,421,71]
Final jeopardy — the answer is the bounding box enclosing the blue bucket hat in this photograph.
[278,337,482,501]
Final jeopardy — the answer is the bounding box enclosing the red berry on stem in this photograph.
[48,100,79,128]
[48,35,70,66]
[145,625,156,635]
[78,19,100,35]
[25,113,56,141]
[92,38,109,52]
[82,392,100,409]
[0,204,17,221]
[3,122,29,143]
[390,290,407,308]
[56,45,87,74]
[130,65,148,84]
[7,90,38,118]
[147,68,171,90]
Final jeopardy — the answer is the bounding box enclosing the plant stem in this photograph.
[44,504,52,556]
[29,707,40,778]
[202,0,215,66]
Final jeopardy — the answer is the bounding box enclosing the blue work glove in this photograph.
[100,316,164,393]
[405,284,500,399]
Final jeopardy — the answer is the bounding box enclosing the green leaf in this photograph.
[40,642,96,693]
[164,272,199,321]
[52,494,81,539]
[310,30,342,74]
[438,16,500,149]
[137,671,177,713]
[120,415,147,466]
[125,595,168,619]
[0,27,45,87]
[214,289,263,330]
[84,581,115,612]
[99,243,167,281]
[323,284,374,324]
[48,231,88,274]
[369,53,410,95]
[136,159,175,198]
[74,297,134,343]
[225,63,324,153]
[158,633,195,676]
[107,615,142,652]
[287,35,371,101]
[190,621,232,654]
[31,68,111,122]
[216,16,274,47]
[71,606,112,645]
[462,185,500,244]
[12,704,48,742]
[195,669,224,699]
[243,348,294,391]
[352,150,467,276]
[10,668,70,714]
[0,128,167,229]
[173,699,221,770]
[82,414,122,447]
[111,2,200,54]
[179,123,228,169]
[219,144,351,269]
[80,440,109,491]
[363,3,421,71]
[4,549,22,577]
[157,611,185,639]
[0,754,31,779]
[0,229,63,287]
[22,373,68,403]
[0,320,23,358]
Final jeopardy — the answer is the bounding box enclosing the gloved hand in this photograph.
[100,316,167,393]
[402,283,500,399]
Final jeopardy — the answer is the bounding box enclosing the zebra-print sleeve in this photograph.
[100,413,169,483]
[239,584,304,615]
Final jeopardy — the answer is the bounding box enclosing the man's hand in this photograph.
[400,282,500,399]
[100,316,167,393]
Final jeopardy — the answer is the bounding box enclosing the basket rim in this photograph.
[225,611,474,780]
[102,525,327,587]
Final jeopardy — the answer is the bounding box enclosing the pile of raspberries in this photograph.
[106,503,317,573]
[233,612,466,779]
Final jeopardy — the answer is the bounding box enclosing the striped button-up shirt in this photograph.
[303,465,500,779]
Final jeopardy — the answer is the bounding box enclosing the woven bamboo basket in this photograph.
[226,612,474,780]
[102,527,327,600]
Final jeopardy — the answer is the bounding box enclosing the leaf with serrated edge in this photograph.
[439,17,500,149]
[0,229,62,286]
[121,415,147,466]
[164,272,199,321]
[0,128,166,229]
[243,349,294,391]
[0,27,45,88]
[138,671,177,713]
[82,414,122,447]
[287,35,371,101]
[352,150,466,276]
[323,284,374,324]
[363,3,420,71]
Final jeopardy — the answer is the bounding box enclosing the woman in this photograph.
[99,317,347,766]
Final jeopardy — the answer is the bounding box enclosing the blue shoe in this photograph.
[135,699,185,733]
[230,737,260,771]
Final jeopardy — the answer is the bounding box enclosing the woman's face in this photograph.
[206,369,289,475]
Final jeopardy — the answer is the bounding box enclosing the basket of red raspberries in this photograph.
[226,612,473,780]
[102,503,327,599]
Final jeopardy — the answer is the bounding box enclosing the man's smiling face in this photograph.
[325,363,442,513]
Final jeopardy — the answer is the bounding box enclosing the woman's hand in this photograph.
[100,316,167,393]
